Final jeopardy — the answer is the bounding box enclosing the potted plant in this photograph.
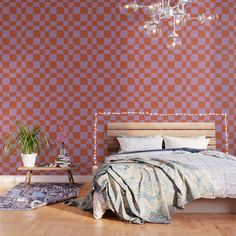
[2,120,51,167]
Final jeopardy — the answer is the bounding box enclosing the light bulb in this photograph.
[120,3,130,14]
[176,18,181,25]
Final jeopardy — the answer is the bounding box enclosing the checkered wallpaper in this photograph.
[0,0,235,175]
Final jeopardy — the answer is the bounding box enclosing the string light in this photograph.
[224,113,229,155]
[93,112,229,164]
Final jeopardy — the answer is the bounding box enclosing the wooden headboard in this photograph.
[106,122,216,154]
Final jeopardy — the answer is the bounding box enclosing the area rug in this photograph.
[0,183,81,210]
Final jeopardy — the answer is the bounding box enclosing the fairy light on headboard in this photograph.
[93,112,229,165]
[224,113,229,155]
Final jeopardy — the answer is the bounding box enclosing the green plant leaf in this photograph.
[2,121,51,157]
[2,133,18,156]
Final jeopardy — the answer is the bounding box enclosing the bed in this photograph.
[67,122,236,224]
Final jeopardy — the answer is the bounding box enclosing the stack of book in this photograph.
[54,154,72,168]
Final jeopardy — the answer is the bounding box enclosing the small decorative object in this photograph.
[56,126,69,156]
[2,120,51,167]
[54,154,72,168]
[55,126,72,167]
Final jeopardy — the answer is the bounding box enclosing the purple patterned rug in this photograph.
[0,183,81,210]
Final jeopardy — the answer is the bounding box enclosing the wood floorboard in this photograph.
[0,183,235,236]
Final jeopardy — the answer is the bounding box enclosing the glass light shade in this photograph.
[198,13,206,24]
[165,7,174,18]
[206,13,219,21]
[119,1,139,14]
[142,3,162,16]
[139,21,163,38]
[174,13,187,26]
[167,32,182,49]
[145,27,162,38]
[201,9,219,25]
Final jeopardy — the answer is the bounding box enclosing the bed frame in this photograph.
[106,122,236,213]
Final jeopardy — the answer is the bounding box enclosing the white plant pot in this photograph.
[21,153,37,167]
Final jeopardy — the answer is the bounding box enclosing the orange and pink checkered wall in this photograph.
[0,0,235,174]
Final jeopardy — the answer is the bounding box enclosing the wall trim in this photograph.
[0,175,93,183]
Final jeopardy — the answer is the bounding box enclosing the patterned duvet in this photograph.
[66,149,236,224]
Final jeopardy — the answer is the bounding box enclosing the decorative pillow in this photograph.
[163,136,210,149]
[117,136,163,152]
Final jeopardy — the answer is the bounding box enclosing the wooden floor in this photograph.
[0,183,236,236]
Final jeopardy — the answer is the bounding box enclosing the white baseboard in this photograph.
[0,175,93,183]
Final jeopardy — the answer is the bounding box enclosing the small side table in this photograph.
[17,166,78,185]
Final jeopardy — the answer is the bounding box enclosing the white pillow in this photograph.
[163,136,210,149]
[117,136,163,152]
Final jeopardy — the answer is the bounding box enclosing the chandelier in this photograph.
[120,0,217,49]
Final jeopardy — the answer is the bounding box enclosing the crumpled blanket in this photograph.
[66,153,215,224]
